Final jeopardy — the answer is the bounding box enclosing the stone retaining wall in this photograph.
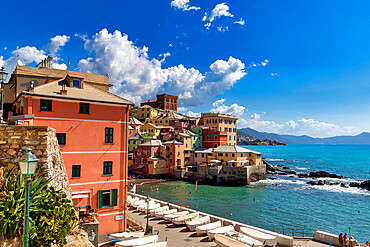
[0,125,71,199]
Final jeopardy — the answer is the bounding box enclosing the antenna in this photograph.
[67,56,70,71]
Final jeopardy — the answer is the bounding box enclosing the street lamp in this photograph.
[0,66,8,123]
[18,148,39,247]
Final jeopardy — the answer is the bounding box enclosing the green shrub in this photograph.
[0,165,78,246]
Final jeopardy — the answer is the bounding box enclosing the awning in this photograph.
[210,160,221,163]
[134,165,145,169]
[72,195,89,199]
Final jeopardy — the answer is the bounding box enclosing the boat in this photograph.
[186,215,211,232]
[110,231,145,240]
[207,225,234,241]
[128,198,139,206]
[237,232,264,247]
[115,235,158,246]
[154,209,177,219]
[239,227,277,246]
[137,201,158,212]
[150,206,169,217]
[139,241,168,247]
[214,234,249,247]
[172,212,199,226]
[144,203,161,213]
[133,199,146,208]
[127,195,132,202]
[163,211,189,221]
[196,221,222,236]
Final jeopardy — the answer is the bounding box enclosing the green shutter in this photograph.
[97,190,103,209]
[112,189,118,206]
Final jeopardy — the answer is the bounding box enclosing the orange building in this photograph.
[10,74,133,235]
[202,128,228,148]
[163,139,185,174]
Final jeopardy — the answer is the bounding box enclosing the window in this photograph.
[73,79,80,88]
[178,151,180,156]
[72,165,81,178]
[219,153,223,157]
[225,153,229,157]
[103,161,113,175]
[215,136,218,140]
[56,133,66,145]
[40,99,52,112]
[241,153,244,157]
[232,154,235,157]
[206,136,210,140]
[214,144,217,148]
[79,103,90,114]
[105,128,114,143]
[195,153,198,157]
[97,189,117,208]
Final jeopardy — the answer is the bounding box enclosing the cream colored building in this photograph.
[201,113,237,146]
[139,123,161,138]
[137,105,158,120]
[212,145,262,166]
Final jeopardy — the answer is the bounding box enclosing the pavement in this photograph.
[127,208,217,247]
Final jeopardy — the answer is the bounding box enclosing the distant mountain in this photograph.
[238,128,370,145]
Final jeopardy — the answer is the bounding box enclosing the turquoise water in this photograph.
[137,145,370,243]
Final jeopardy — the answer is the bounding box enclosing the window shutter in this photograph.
[97,190,103,209]
[112,189,118,206]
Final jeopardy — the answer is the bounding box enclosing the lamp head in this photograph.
[18,148,39,175]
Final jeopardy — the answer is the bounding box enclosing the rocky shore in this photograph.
[264,160,370,191]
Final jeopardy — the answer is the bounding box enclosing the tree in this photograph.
[0,165,78,246]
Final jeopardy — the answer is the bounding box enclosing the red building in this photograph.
[10,74,133,235]
[132,140,163,174]
[202,129,228,148]
[140,93,178,112]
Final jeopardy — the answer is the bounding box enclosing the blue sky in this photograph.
[1,0,369,137]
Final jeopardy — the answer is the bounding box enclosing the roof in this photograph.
[194,148,214,154]
[19,79,133,105]
[213,145,262,154]
[130,117,144,125]
[163,138,183,145]
[151,111,184,120]
[129,125,134,130]
[139,140,163,146]
[128,133,143,140]
[201,112,238,120]
[12,65,110,86]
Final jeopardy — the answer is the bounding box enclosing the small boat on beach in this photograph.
[239,227,277,246]
[237,232,264,247]
[214,234,249,247]
[137,202,159,212]
[163,211,189,221]
[133,199,146,208]
[155,209,177,219]
[186,215,211,232]
[207,225,234,241]
[128,198,139,206]
[196,221,222,236]
[110,231,145,240]
[172,212,199,226]
[115,235,158,247]
[150,206,169,217]
[127,195,132,202]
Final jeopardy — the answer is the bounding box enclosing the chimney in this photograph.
[28,81,35,93]
[60,81,67,95]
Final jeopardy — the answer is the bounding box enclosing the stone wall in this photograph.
[0,125,71,199]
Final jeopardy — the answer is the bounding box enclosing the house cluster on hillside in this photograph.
[127,95,262,176]
[0,57,263,237]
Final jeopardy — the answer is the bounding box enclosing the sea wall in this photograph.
[0,125,71,199]
[129,192,293,247]
[189,164,266,186]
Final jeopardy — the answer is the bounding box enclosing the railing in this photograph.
[273,228,316,238]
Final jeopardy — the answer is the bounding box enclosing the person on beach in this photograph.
[344,233,348,247]
[339,233,344,247]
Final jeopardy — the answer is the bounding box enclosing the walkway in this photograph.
[127,209,216,247]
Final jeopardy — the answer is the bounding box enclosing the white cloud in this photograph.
[75,33,88,41]
[171,0,200,11]
[202,3,234,29]
[185,111,201,118]
[78,29,248,107]
[44,35,70,56]
[217,26,229,32]
[271,73,280,76]
[159,52,171,63]
[177,106,188,112]
[250,59,269,68]
[211,98,246,117]
[234,18,245,26]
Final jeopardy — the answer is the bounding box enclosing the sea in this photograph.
[136,144,370,243]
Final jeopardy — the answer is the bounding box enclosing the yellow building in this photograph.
[148,156,168,175]
[194,148,215,164]
[137,105,158,120]
[201,113,238,146]
[139,123,161,138]
[212,145,262,166]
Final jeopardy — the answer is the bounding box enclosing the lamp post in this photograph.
[0,67,8,123]
[18,148,39,247]
[145,195,151,234]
